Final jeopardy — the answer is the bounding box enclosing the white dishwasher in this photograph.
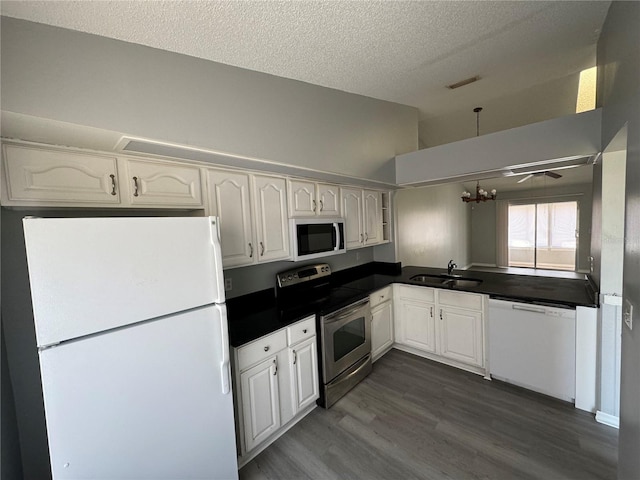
[488,298,576,403]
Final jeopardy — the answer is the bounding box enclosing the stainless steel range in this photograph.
[276,263,372,408]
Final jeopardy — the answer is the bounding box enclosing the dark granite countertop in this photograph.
[227,263,597,347]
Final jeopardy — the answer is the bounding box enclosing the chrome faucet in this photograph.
[447,259,457,276]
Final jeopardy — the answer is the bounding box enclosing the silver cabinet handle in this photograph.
[312,200,317,212]
[360,233,364,243]
[364,232,368,242]
[430,306,433,318]
[109,174,117,195]
[264,345,269,352]
[293,350,297,365]
[132,176,139,197]
[273,358,277,376]
[249,243,253,258]
[319,200,324,211]
[260,241,265,256]
[440,309,443,320]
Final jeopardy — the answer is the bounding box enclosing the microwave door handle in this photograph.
[333,222,340,251]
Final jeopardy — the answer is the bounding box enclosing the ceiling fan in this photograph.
[517,171,562,184]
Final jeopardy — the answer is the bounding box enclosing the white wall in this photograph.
[397,109,601,185]
[0,17,418,185]
[395,183,470,269]
[600,149,626,295]
[597,2,640,478]
[419,72,582,148]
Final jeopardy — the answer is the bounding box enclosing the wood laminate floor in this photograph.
[240,349,618,480]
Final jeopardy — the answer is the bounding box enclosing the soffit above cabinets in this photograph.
[0,111,399,191]
[394,109,602,187]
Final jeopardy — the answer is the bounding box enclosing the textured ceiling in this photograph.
[1,1,610,120]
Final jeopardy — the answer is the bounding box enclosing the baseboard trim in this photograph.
[595,411,620,429]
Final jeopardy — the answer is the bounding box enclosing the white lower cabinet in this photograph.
[394,284,486,374]
[233,316,319,464]
[370,287,394,361]
[289,337,319,412]
[239,356,280,452]
[439,306,483,367]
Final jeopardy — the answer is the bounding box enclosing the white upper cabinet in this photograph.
[2,144,121,205]
[207,169,290,268]
[2,144,204,209]
[341,187,365,249]
[316,183,341,217]
[341,187,384,249]
[252,175,290,263]
[123,159,203,207]
[288,180,340,217]
[207,170,255,268]
[363,190,382,245]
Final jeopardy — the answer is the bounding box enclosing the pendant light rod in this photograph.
[473,106,483,137]
[461,107,497,203]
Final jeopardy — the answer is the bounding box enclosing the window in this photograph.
[508,201,578,271]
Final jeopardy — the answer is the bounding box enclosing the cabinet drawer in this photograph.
[396,284,435,303]
[370,286,392,308]
[437,290,483,311]
[237,330,287,371]
[287,316,316,345]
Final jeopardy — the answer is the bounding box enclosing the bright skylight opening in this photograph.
[576,66,597,113]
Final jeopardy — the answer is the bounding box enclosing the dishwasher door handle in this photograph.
[512,304,546,314]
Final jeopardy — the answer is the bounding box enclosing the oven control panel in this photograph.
[277,263,331,288]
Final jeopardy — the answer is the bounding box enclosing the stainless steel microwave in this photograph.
[290,218,346,261]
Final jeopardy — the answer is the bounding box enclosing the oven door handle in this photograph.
[322,298,369,324]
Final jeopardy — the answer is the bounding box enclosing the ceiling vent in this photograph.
[446,75,480,90]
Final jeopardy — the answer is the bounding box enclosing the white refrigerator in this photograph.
[23,216,239,480]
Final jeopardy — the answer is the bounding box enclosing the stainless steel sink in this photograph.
[410,274,483,288]
[442,278,483,288]
[409,274,446,283]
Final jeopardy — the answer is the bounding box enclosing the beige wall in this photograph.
[395,183,471,269]
[1,17,417,184]
[419,72,582,148]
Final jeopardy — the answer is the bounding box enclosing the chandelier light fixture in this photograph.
[461,180,497,203]
[461,107,497,203]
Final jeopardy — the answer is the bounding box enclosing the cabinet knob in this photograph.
[303,329,307,333]
[264,346,270,352]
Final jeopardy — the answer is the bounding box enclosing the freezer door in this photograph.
[39,305,238,480]
[23,216,225,347]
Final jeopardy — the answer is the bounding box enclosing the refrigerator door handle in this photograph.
[208,217,226,303]
[217,304,231,395]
